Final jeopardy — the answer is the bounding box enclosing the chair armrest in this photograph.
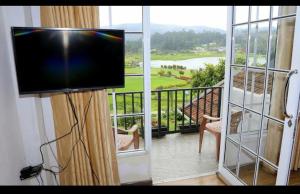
[117,124,139,134]
[203,115,221,121]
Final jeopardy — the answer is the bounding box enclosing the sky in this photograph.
[99,6,228,30]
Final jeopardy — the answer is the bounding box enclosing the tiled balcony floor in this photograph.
[151,131,218,183]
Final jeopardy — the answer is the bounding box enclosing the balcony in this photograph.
[109,86,223,182]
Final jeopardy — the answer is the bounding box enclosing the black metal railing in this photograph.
[108,86,223,138]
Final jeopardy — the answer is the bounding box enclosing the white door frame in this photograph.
[276,6,300,185]
[218,6,300,185]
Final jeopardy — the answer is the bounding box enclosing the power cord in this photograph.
[38,92,99,184]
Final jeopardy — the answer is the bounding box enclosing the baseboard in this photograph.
[121,179,153,186]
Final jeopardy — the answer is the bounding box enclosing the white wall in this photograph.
[0,6,30,185]
[0,6,56,185]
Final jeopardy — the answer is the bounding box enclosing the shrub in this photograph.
[191,58,225,87]
[156,86,164,90]
[179,70,185,76]
[167,71,172,77]
[158,70,165,76]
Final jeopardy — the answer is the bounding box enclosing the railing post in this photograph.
[132,93,135,126]
[189,89,193,129]
[123,93,127,129]
[157,91,161,137]
[140,92,144,135]
[175,90,178,132]
[182,90,185,128]
[196,89,200,129]
[204,88,207,116]
[218,87,222,117]
[210,88,214,117]
[167,91,170,131]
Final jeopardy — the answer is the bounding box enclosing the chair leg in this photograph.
[133,130,139,149]
[199,119,207,153]
[215,133,221,161]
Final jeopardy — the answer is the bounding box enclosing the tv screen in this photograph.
[11,27,125,95]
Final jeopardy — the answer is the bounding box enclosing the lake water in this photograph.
[150,57,225,70]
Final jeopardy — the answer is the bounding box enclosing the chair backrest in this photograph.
[229,111,243,134]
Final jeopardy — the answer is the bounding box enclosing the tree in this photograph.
[179,70,185,76]
[191,58,225,87]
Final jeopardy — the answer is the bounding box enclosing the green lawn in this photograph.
[114,74,189,93]
[125,67,193,77]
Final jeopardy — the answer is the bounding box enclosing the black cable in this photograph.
[43,167,59,185]
[40,92,100,184]
[39,94,79,166]
[36,176,40,185]
[39,174,44,185]
[67,93,100,184]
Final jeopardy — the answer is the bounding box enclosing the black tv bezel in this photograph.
[11,26,125,95]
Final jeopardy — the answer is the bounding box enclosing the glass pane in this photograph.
[251,6,270,21]
[256,160,277,185]
[229,67,245,106]
[259,117,284,166]
[273,6,297,18]
[125,34,143,75]
[110,77,143,115]
[224,138,239,175]
[121,76,144,93]
[264,71,287,121]
[269,17,295,70]
[110,6,142,32]
[244,69,265,113]
[116,115,145,152]
[234,6,249,24]
[232,25,248,66]
[248,22,269,68]
[288,100,300,185]
[238,148,257,185]
[241,110,262,154]
[227,104,243,142]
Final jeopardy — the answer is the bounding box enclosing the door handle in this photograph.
[283,69,298,120]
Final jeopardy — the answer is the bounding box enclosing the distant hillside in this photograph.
[103,23,226,34]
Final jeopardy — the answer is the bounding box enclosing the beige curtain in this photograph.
[291,117,300,170]
[263,6,297,170]
[40,6,120,185]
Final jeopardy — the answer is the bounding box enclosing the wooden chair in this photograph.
[113,124,140,151]
[199,111,242,161]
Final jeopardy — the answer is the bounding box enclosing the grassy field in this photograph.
[125,67,194,77]
[114,74,189,93]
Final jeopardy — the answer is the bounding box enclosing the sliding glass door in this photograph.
[219,6,300,185]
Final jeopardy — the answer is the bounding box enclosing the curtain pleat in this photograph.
[40,6,120,185]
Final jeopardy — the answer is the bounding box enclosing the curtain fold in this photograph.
[263,6,298,172]
[40,6,120,185]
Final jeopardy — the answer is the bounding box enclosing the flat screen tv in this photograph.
[11,27,125,95]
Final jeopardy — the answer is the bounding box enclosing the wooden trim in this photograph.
[121,179,153,186]
[216,171,230,185]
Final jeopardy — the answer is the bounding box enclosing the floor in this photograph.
[155,174,225,185]
[229,163,300,185]
[151,131,218,183]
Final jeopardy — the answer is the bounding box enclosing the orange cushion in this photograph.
[206,121,221,134]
